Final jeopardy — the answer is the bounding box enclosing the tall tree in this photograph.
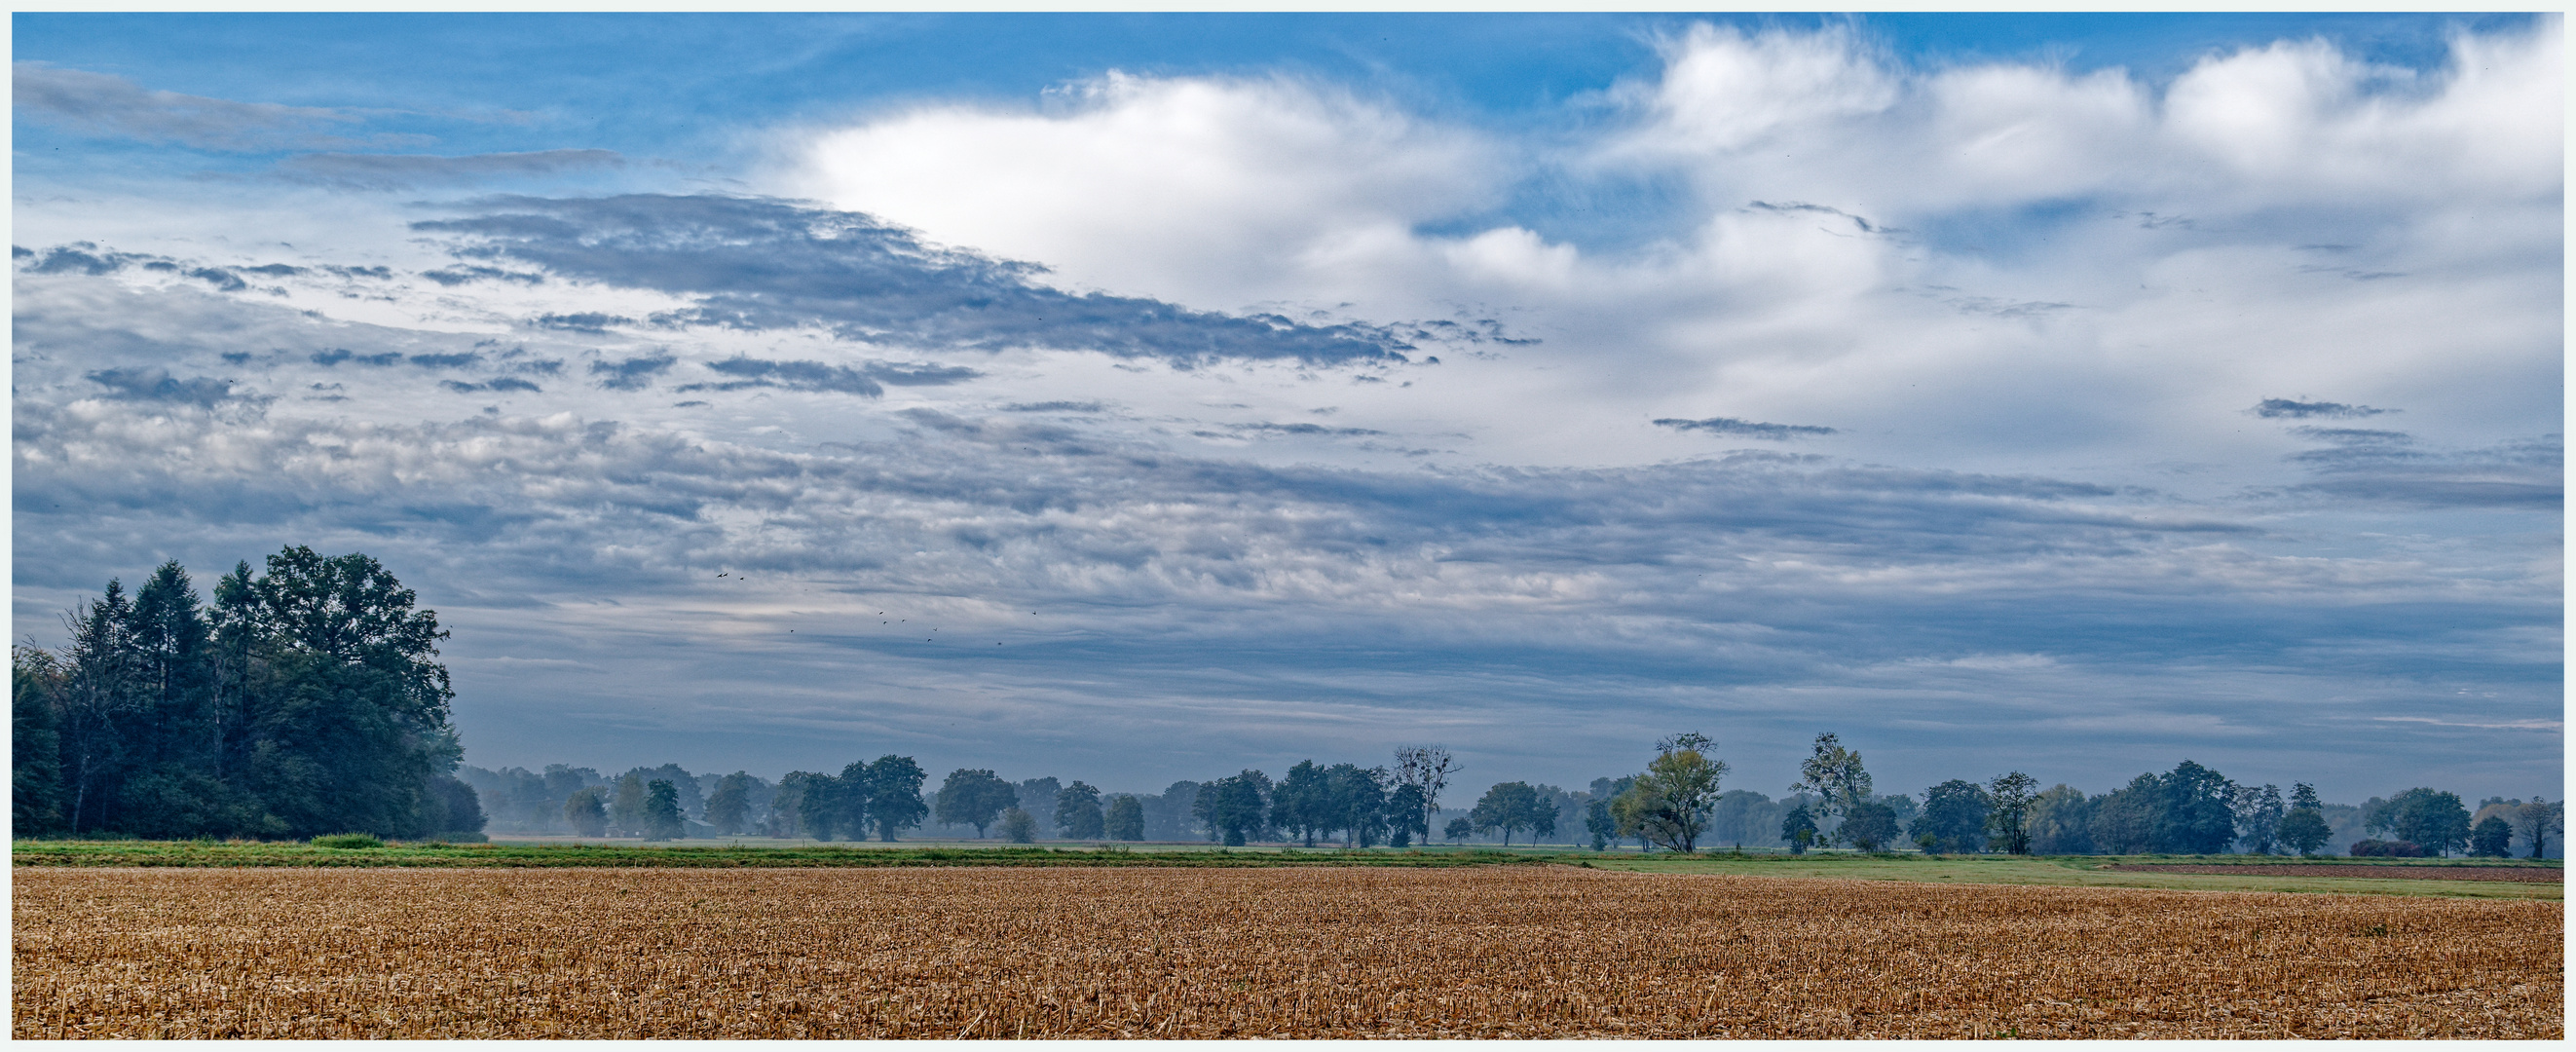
[1325,764,1390,846]
[1612,733,1727,853]
[2470,814,2514,857]
[862,756,929,842]
[610,772,649,837]
[1840,799,1900,851]
[644,779,684,841]
[12,648,67,836]
[1914,779,1993,854]
[2278,782,2332,857]
[2514,798,2560,859]
[563,786,608,837]
[1104,794,1146,842]
[934,769,1018,838]
[2230,783,2287,855]
[2370,787,2474,856]
[1055,780,1106,840]
[2026,784,2095,854]
[1584,797,1617,851]
[1276,760,1330,846]
[1788,733,1871,847]
[705,771,755,835]
[1198,770,1271,846]
[1392,745,1457,839]
[2154,761,2238,855]
[1985,771,2039,855]
[1470,781,1546,847]
[1779,804,1818,854]
[831,760,875,841]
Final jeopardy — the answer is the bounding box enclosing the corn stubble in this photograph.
[15,867,2559,1038]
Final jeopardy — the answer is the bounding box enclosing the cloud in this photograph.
[276,149,624,189]
[82,366,246,406]
[2286,432,2560,508]
[409,195,1415,366]
[687,357,885,396]
[2254,398,2390,419]
[589,353,678,392]
[13,61,386,151]
[1654,416,1837,440]
[535,312,634,333]
[1002,401,1107,413]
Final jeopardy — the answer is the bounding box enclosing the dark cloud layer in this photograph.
[410,195,1416,366]
[1654,416,1838,440]
[2254,397,2390,419]
[13,61,388,152]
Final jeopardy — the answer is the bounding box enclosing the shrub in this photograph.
[2348,839,2426,858]
[311,834,386,849]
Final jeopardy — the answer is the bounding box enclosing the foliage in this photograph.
[2230,783,2286,855]
[933,769,1018,838]
[1984,771,2038,855]
[861,756,929,842]
[1612,734,1727,853]
[705,772,754,836]
[1104,795,1145,842]
[1000,808,1038,844]
[1470,782,1551,847]
[12,551,467,841]
[1787,733,1871,848]
[644,780,684,842]
[2026,784,2094,854]
[1196,770,1271,846]
[610,773,650,838]
[1779,805,1817,854]
[2367,788,2473,857]
[2469,815,2514,858]
[1914,780,1992,854]
[310,834,385,849]
[1384,783,1428,848]
[1054,781,1105,840]
[1840,800,1900,852]
[563,787,608,838]
[1391,745,1458,837]
[1585,798,1617,851]
[1443,816,1474,843]
[2279,807,2332,857]
[2513,799,2560,860]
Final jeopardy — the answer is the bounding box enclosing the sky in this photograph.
[10,13,2561,805]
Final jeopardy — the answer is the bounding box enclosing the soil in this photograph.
[2109,863,2560,883]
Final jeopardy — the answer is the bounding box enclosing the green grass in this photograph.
[12,839,2556,899]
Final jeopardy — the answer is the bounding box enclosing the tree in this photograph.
[2514,799,2561,859]
[2370,788,2473,857]
[705,771,755,836]
[828,761,874,841]
[1198,770,1271,846]
[13,647,67,836]
[1104,795,1145,841]
[1470,782,1547,847]
[1276,761,1330,846]
[1325,764,1390,846]
[1914,779,1992,854]
[1780,804,1817,854]
[644,779,684,841]
[2026,784,2094,854]
[934,769,1018,838]
[563,786,607,837]
[1584,798,1617,851]
[1392,745,1458,840]
[610,772,649,837]
[1000,807,1037,844]
[2279,782,2332,857]
[1788,733,1871,848]
[2154,761,2238,855]
[862,755,928,842]
[1384,783,1428,848]
[1443,816,1474,844]
[1055,780,1106,840]
[2091,774,2160,854]
[1015,777,1064,838]
[1840,800,1900,852]
[1985,771,2039,855]
[2229,783,2286,855]
[1612,733,1727,853]
[2470,814,2514,857]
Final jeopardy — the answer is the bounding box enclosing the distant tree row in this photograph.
[14,550,481,842]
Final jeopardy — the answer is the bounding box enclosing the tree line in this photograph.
[13,549,480,842]
[16,556,2559,859]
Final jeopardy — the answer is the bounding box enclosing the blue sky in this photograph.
[11,13,2560,804]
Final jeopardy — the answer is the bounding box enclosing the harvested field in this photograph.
[2111,864,2561,883]
[15,866,2561,1038]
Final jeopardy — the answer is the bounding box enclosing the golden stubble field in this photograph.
[13,865,2561,1038]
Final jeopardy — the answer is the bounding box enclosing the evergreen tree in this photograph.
[12,648,67,836]
[644,779,684,841]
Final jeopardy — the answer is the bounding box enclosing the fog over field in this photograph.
[11,14,2560,802]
